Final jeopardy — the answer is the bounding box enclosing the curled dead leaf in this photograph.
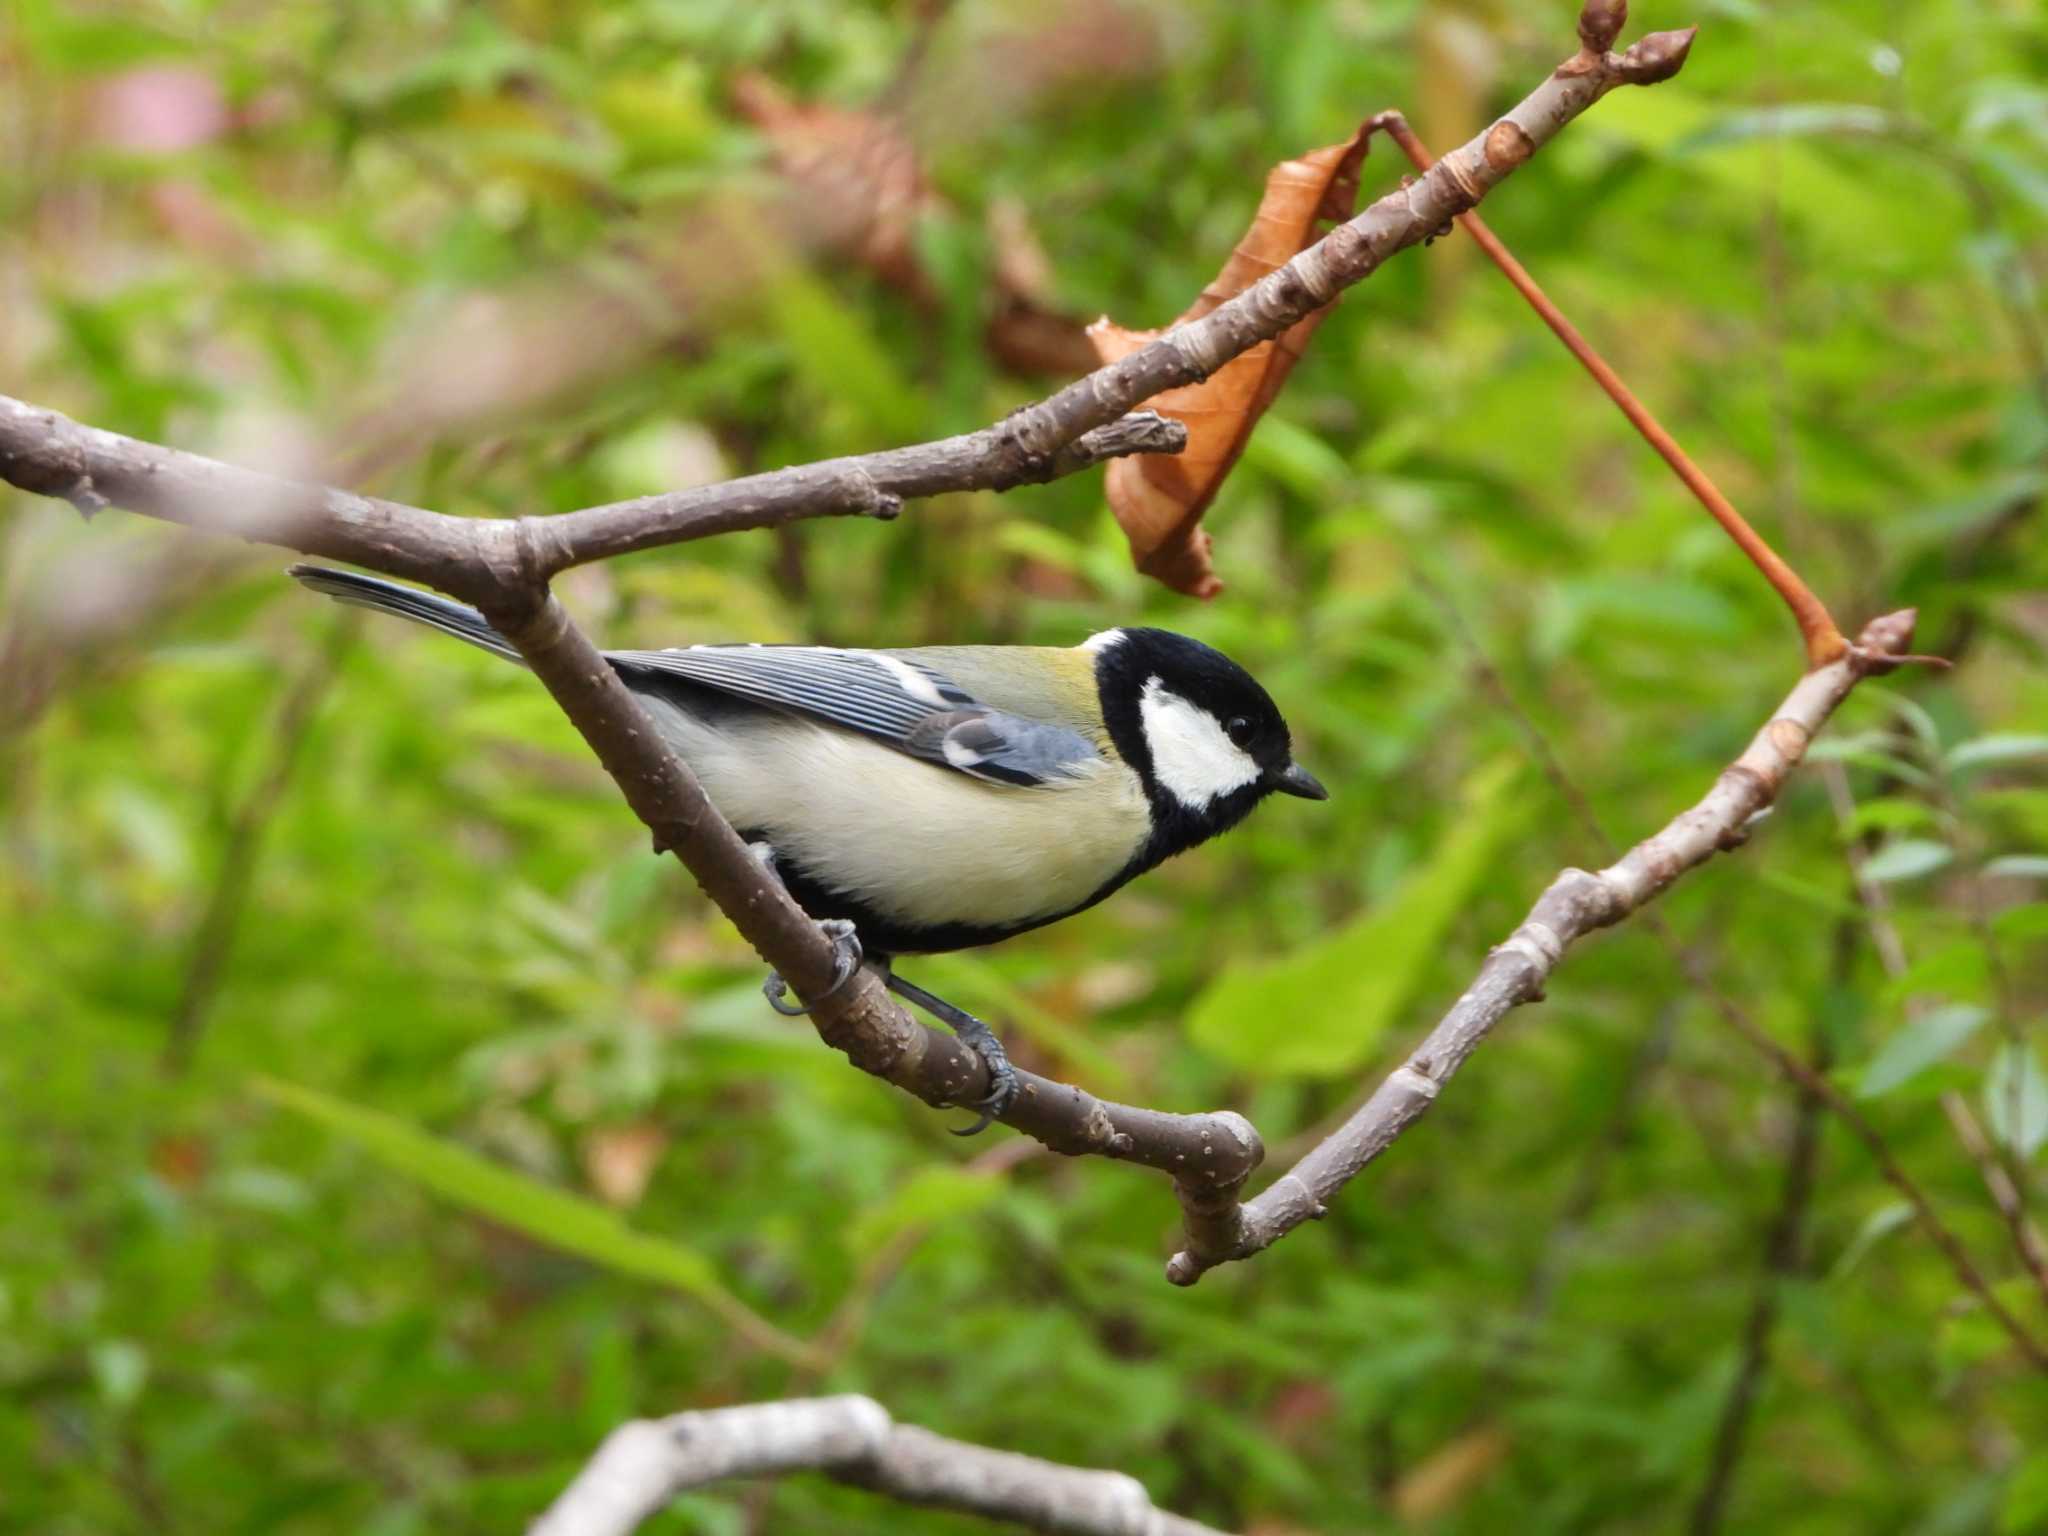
[1089,123,1374,597]
[732,72,940,304]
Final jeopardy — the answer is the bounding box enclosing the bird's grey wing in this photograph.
[607,645,1101,789]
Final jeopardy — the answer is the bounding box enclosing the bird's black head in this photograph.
[1086,626,1326,861]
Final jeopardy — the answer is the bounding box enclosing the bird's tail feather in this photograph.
[288,565,524,664]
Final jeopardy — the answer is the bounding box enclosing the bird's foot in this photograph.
[884,972,1018,1136]
[762,919,864,1017]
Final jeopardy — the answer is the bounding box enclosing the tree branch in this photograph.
[1167,611,1933,1282]
[531,1396,1228,1536]
[0,2,1689,1265]
[1419,570,2046,1370]
[0,395,1183,605]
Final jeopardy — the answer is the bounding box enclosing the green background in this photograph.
[3,1,2044,1531]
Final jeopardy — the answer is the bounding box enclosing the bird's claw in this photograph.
[948,1024,1018,1137]
[762,920,863,1017]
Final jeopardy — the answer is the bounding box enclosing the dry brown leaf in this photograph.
[1393,1423,1511,1523]
[732,72,940,304]
[735,75,1099,372]
[1089,123,1374,597]
[581,1123,669,1209]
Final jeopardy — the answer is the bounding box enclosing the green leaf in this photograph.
[1243,415,1351,500]
[1805,738,1935,788]
[1985,1046,2048,1160]
[1882,943,1991,1009]
[1984,855,2048,881]
[1948,735,2048,773]
[1939,1277,2046,1375]
[2002,1451,2048,1536]
[1186,760,1522,1078]
[1861,839,1953,883]
[1875,691,1944,758]
[763,270,924,443]
[846,1165,1007,1258]
[1993,903,2048,942]
[90,1339,148,1409]
[1857,1005,1989,1098]
[253,1078,815,1365]
[1830,1202,1912,1280]
[1844,796,1937,837]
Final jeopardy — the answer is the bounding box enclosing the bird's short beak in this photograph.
[1275,762,1328,801]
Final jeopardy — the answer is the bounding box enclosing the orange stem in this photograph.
[1368,111,1849,670]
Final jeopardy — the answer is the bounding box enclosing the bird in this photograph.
[290,564,1327,1132]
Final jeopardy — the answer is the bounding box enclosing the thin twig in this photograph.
[1659,936,2048,1372]
[1686,972,1832,1535]
[532,1396,1228,1536]
[1364,111,1848,669]
[1822,763,2048,1308]
[162,616,356,1074]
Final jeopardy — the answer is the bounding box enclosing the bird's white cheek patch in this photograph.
[1138,678,1261,809]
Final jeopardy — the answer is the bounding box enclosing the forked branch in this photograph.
[1164,614,1980,1285]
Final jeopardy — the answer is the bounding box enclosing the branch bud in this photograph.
[1615,26,1697,85]
[1577,0,1627,56]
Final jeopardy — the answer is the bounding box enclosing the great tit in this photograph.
[291,565,1327,1130]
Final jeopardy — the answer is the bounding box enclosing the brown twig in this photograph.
[0,396,1182,602]
[1364,109,1850,670]
[533,1396,1228,1536]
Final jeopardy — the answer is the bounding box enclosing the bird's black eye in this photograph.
[1224,715,1254,748]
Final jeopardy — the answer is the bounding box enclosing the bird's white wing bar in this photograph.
[609,645,1101,789]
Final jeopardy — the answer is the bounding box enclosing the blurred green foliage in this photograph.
[3,1,2046,1532]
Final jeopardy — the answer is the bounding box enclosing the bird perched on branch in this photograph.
[291,565,1326,1131]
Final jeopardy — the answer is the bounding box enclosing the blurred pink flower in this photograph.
[92,66,228,153]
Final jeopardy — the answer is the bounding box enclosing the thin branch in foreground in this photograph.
[1362,110,1848,670]
[531,1396,1228,1536]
